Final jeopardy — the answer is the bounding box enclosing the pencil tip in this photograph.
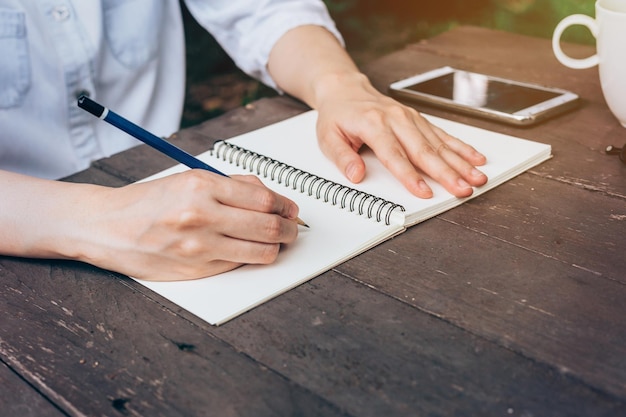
[296,218,309,228]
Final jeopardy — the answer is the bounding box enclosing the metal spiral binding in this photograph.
[211,141,405,225]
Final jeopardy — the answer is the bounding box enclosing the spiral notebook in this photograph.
[136,110,551,325]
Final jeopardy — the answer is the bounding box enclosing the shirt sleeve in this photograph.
[183,0,344,90]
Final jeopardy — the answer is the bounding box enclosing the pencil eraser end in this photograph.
[77,95,105,118]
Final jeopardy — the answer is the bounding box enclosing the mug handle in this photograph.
[552,14,599,69]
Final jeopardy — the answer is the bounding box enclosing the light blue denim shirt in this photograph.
[0,0,341,179]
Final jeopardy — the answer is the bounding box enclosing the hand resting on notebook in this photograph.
[313,77,489,199]
[268,26,488,199]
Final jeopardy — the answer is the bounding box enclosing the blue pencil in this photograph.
[77,95,226,176]
[77,95,308,227]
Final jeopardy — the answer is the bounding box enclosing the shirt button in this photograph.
[51,5,70,21]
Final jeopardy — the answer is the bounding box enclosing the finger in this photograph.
[140,259,243,282]
[144,214,294,281]
[213,205,299,244]
[399,116,491,196]
[424,123,488,188]
[216,174,301,221]
[317,128,367,183]
[367,130,435,198]
[231,174,265,186]
[389,116,477,197]
[433,142,488,191]
[140,241,279,281]
[431,124,487,166]
[163,213,295,277]
[435,141,488,188]
[209,235,284,266]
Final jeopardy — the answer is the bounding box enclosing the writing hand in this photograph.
[97,171,300,281]
[1,170,299,281]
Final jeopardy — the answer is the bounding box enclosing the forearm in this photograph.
[267,24,365,109]
[0,170,103,260]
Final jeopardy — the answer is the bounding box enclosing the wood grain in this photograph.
[0,258,347,417]
[0,360,63,417]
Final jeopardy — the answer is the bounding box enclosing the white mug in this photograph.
[552,0,626,127]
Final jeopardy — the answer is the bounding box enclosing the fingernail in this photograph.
[418,180,431,193]
[458,178,472,189]
[471,168,485,177]
[289,203,299,219]
[346,162,358,182]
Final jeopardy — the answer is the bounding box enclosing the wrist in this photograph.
[52,184,123,268]
[19,180,112,264]
[311,71,371,108]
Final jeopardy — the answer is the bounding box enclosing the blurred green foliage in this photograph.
[479,0,594,42]
[324,0,596,61]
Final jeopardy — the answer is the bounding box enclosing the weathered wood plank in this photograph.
[336,194,626,399]
[0,258,347,417]
[206,271,626,417]
[178,95,309,141]
[440,174,625,282]
[6,250,623,416]
[0,360,64,417]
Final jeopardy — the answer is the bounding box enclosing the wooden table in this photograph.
[2,26,625,417]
